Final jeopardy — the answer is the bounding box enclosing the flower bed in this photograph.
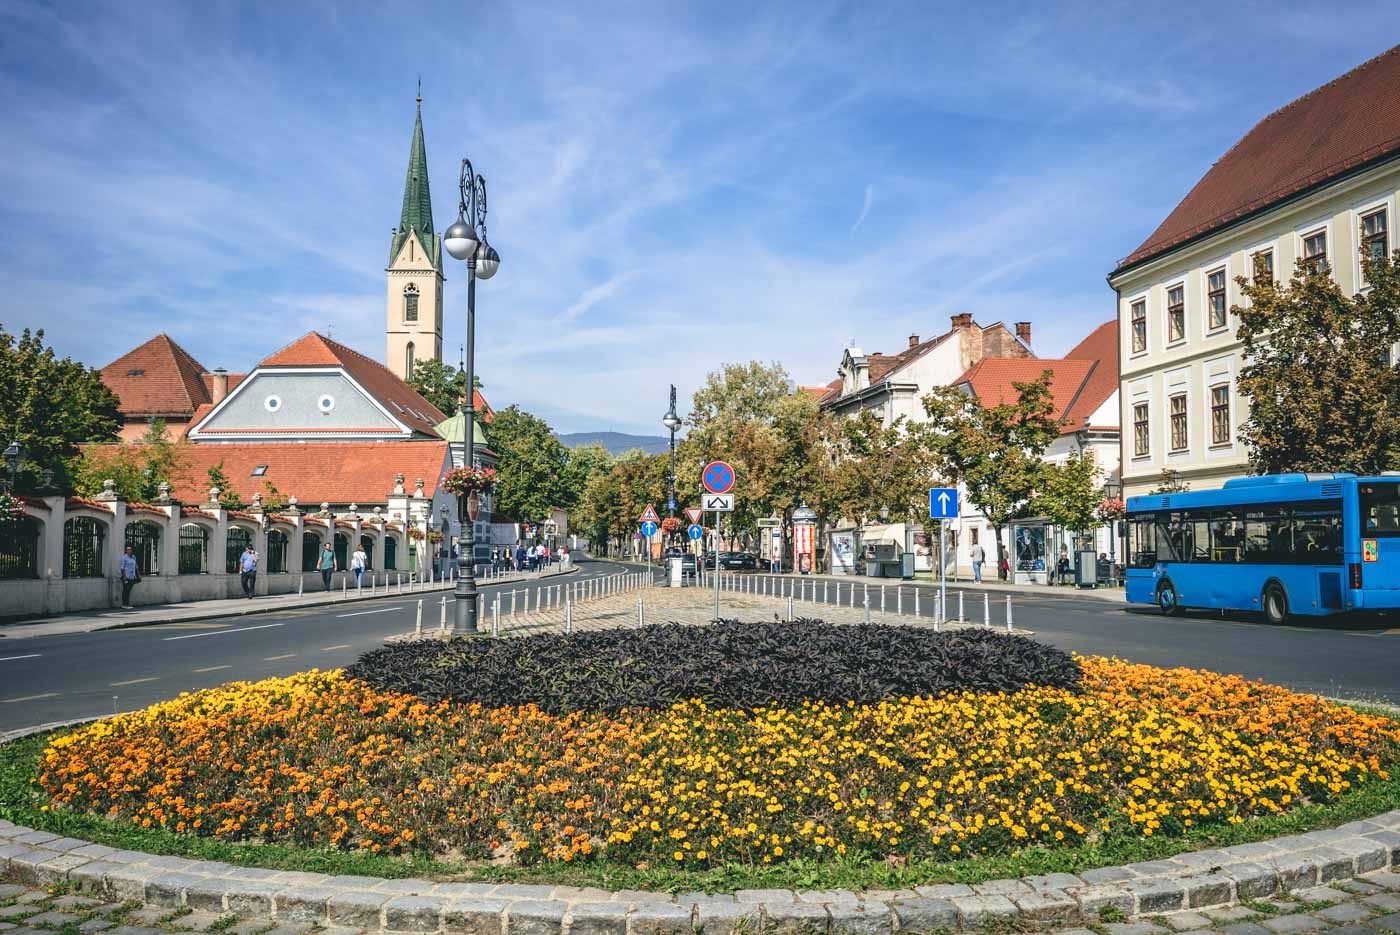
[347,623,1082,712]
[35,656,1399,871]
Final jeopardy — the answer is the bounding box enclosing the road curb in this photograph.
[1,566,584,638]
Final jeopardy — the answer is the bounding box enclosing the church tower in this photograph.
[386,91,445,382]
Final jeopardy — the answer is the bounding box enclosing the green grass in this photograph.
[4,712,1399,895]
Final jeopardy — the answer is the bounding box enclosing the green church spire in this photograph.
[390,90,440,269]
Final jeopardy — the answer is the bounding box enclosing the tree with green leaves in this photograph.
[487,406,571,524]
[1150,468,1191,494]
[1235,238,1400,473]
[830,410,933,529]
[0,325,120,491]
[206,460,247,510]
[408,359,475,418]
[1035,452,1101,538]
[72,420,191,502]
[920,371,1060,568]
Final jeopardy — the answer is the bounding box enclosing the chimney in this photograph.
[1015,321,1032,345]
[908,334,920,348]
[210,367,229,404]
[951,313,973,329]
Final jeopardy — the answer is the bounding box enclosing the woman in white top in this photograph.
[350,546,368,588]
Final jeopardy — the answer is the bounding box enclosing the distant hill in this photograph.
[558,431,671,455]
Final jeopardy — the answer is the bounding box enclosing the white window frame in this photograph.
[1164,280,1187,347]
[1201,256,1230,334]
[1245,236,1279,291]
[1167,391,1189,453]
[1352,194,1395,290]
[1296,216,1333,277]
[263,394,282,413]
[1207,381,1234,449]
[317,394,336,413]
[1131,398,1151,460]
[1127,292,1149,357]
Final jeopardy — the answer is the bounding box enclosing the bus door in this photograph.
[1357,482,1400,590]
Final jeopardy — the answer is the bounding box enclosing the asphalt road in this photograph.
[1,561,1397,731]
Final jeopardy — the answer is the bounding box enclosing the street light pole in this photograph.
[443,158,501,635]
[662,386,682,540]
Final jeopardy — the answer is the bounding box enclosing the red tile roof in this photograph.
[954,358,1093,421]
[953,320,1119,435]
[1115,44,1400,273]
[1060,320,1118,432]
[101,334,211,417]
[84,441,451,505]
[257,333,448,434]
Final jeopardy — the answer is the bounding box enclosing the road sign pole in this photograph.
[940,518,947,620]
[713,511,721,621]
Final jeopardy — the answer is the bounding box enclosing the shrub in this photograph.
[347,620,1082,713]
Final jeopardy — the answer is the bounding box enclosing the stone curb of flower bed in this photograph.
[2,813,1399,935]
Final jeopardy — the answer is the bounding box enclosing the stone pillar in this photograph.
[207,487,231,597]
[94,479,126,607]
[41,495,65,615]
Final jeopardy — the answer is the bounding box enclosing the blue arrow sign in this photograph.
[929,486,959,519]
[641,521,659,537]
[687,523,704,541]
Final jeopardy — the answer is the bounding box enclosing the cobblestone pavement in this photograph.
[2,869,1400,935]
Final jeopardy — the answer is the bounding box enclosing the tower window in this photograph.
[405,342,416,378]
[404,284,419,322]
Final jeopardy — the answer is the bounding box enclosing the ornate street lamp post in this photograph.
[662,386,682,535]
[443,158,500,635]
[2,440,23,493]
[1104,477,1122,582]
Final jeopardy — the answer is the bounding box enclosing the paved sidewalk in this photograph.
[0,566,577,641]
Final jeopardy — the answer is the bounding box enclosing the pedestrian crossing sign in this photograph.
[639,504,660,524]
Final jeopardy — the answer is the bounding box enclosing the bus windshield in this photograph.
[1360,482,1400,536]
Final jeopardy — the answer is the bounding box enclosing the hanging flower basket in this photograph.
[661,516,680,534]
[1094,496,1126,523]
[427,529,444,544]
[443,466,497,495]
[0,492,25,525]
[407,527,426,542]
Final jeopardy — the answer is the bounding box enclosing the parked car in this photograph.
[663,548,698,578]
[704,551,758,570]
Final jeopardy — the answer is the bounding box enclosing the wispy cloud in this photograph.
[850,184,874,234]
[561,271,640,322]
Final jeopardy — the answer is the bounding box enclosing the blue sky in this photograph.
[2,1,1399,435]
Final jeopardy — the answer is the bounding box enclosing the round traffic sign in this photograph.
[702,460,736,494]
[687,524,704,541]
[641,521,658,538]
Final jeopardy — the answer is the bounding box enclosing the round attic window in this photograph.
[318,394,336,413]
[264,395,282,412]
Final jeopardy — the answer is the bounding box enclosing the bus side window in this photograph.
[1154,513,1180,562]
[1292,503,1342,563]
[1188,511,1211,562]
[1211,509,1243,563]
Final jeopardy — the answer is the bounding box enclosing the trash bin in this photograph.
[1075,550,1098,588]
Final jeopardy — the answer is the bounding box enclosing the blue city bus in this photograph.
[1125,473,1400,622]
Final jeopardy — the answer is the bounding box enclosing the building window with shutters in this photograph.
[1211,384,1231,445]
[1133,402,1150,458]
[1131,299,1146,353]
[1169,393,1188,451]
[1206,268,1227,331]
[1362,208,1389,285]
[1302,228,1328,274]
[404,284,419,322]
[1166,284,1185,343]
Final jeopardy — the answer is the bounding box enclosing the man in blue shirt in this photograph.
[239,544,258,598]
[118,544,139,609]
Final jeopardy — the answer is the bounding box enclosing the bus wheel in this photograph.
[1263,583,1289,625]
[1157,580,1182,616]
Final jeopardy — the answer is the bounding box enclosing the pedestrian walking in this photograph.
[239,543,258,598]
[998,553,1010,581]
[543,545,551,567]
[969,541,986,583]
[351,543,368,589]
[515,544,526,572]
[118,544,140,609]
[318,542,336,591]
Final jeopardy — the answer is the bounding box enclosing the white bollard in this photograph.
[297,576,304,596]
[915,588,920,617]
[566,596,573,635]
[492,596,500,636]
[863,593,870,624]
[935,592,942,631]
[824,580,829,603]
[787,595,793,622]
[898,587,903,615]
[415,599,423,636]
[637,595,644,628]
[983,592,991,628]
[1006,594,1013,632]
[881,585,886,613]
[439,595,447,631]
[959,590,964,623]
[342,577,347,599]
